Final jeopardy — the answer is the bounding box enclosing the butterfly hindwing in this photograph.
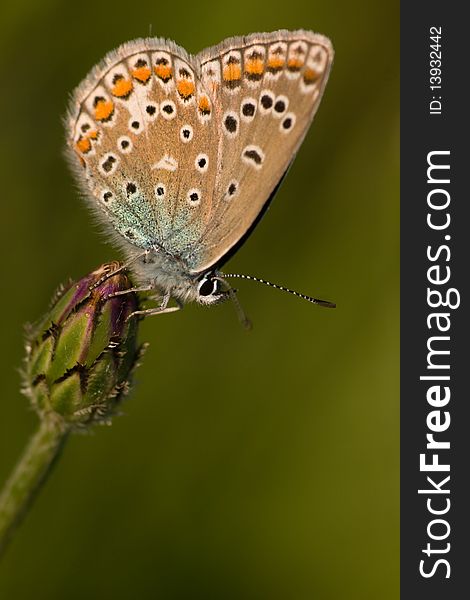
[67,39,218,255]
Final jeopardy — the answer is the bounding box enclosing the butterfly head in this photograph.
[195,271,231,305]
[196,270,252,330]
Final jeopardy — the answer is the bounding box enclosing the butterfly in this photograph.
[66,30,334,318]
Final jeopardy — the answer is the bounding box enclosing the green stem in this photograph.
[0,416,69,558]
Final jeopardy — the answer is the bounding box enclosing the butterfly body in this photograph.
[66,31,333,308]
[128,247,216,305]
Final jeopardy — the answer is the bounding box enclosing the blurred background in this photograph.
[0,0,398,598]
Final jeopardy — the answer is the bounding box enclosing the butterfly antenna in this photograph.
[214,276,252,329]
[228,286,253,330]
[221,273,336,308]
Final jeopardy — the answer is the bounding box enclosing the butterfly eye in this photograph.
[197,276,219,297]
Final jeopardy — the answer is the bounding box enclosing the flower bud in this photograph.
[23,262,146,428]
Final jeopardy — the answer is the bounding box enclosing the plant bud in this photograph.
[23,262,146,428]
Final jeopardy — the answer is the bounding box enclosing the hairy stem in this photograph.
[0,417,69,558]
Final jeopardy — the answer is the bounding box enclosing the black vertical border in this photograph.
[401,2,468,598]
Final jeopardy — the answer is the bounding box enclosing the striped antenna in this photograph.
[221,273,336,308]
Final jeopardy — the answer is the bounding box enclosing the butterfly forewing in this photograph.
[190,30,333,273]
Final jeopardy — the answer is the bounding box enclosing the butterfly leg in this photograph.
[127,293,183,320]
[89,251,150,290]
[105,284,155,298]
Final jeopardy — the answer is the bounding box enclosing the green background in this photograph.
[0,0,399,598]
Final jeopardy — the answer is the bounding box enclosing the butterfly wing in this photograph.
[66,38,219,256]
[183,30,333,273]
[66,31,333,278]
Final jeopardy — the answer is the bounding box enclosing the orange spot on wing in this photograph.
[287,58,304,71]
[111,78,133,98]
[267,56,285,70]
[244,59,264,76]
[223,63,241,81]
[76,137,91,154]
[303,67,320,84]
[132,66,151,83]
[177,79,195,99]
[76,128,99,154]
[94,99,114,121]
[198,95,211,114]
[154,64,172,82]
